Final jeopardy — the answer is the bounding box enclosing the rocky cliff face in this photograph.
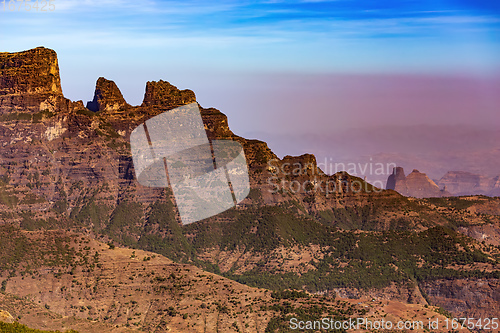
[141,79,196,108]
[420,279,500,318]
[0,47,73,113]
[0,47,496,232]
[405,169,446,198]
[0,47,370,229]
[386,167,449,198]
[86,77,129,112]
[386,166,407,194]
[458,223,500,246]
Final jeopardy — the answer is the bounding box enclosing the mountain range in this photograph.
[250,125,500,193]
[386,167,500,198]
[0,47,499,332]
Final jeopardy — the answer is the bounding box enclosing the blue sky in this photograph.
[1,0,499,101]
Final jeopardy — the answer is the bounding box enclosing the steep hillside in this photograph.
[1,47,500,324]
[0,226,462,333]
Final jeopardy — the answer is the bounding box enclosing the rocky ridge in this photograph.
[141,79,196,108]
[387,167,500,197]
[1,47,500,330]
[0,47,385,226]
[86,77,130,112]
[386,167,450,198]
[438,171,500,197]
[0,47,76,114]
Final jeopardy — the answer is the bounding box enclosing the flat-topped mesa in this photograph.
[281,153,323,177]
[437,171,491,196]
[0,47,70,113]
[141,80,196,109]
[86,77,129,112]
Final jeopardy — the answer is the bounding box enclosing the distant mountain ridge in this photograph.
[386,167,449,198]
[386,167,500,198]
[438,171,500,197]
[254,125,500,189]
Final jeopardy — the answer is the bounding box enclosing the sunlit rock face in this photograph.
[86,77,129,112]
[141,79,196,109]
[0,47,73,113]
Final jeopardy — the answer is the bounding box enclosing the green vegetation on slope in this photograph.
[264,294,363,333]
[0,226,101,288]
[82,197,499,291]
[225,225,499,291]
[5,174,499,294]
